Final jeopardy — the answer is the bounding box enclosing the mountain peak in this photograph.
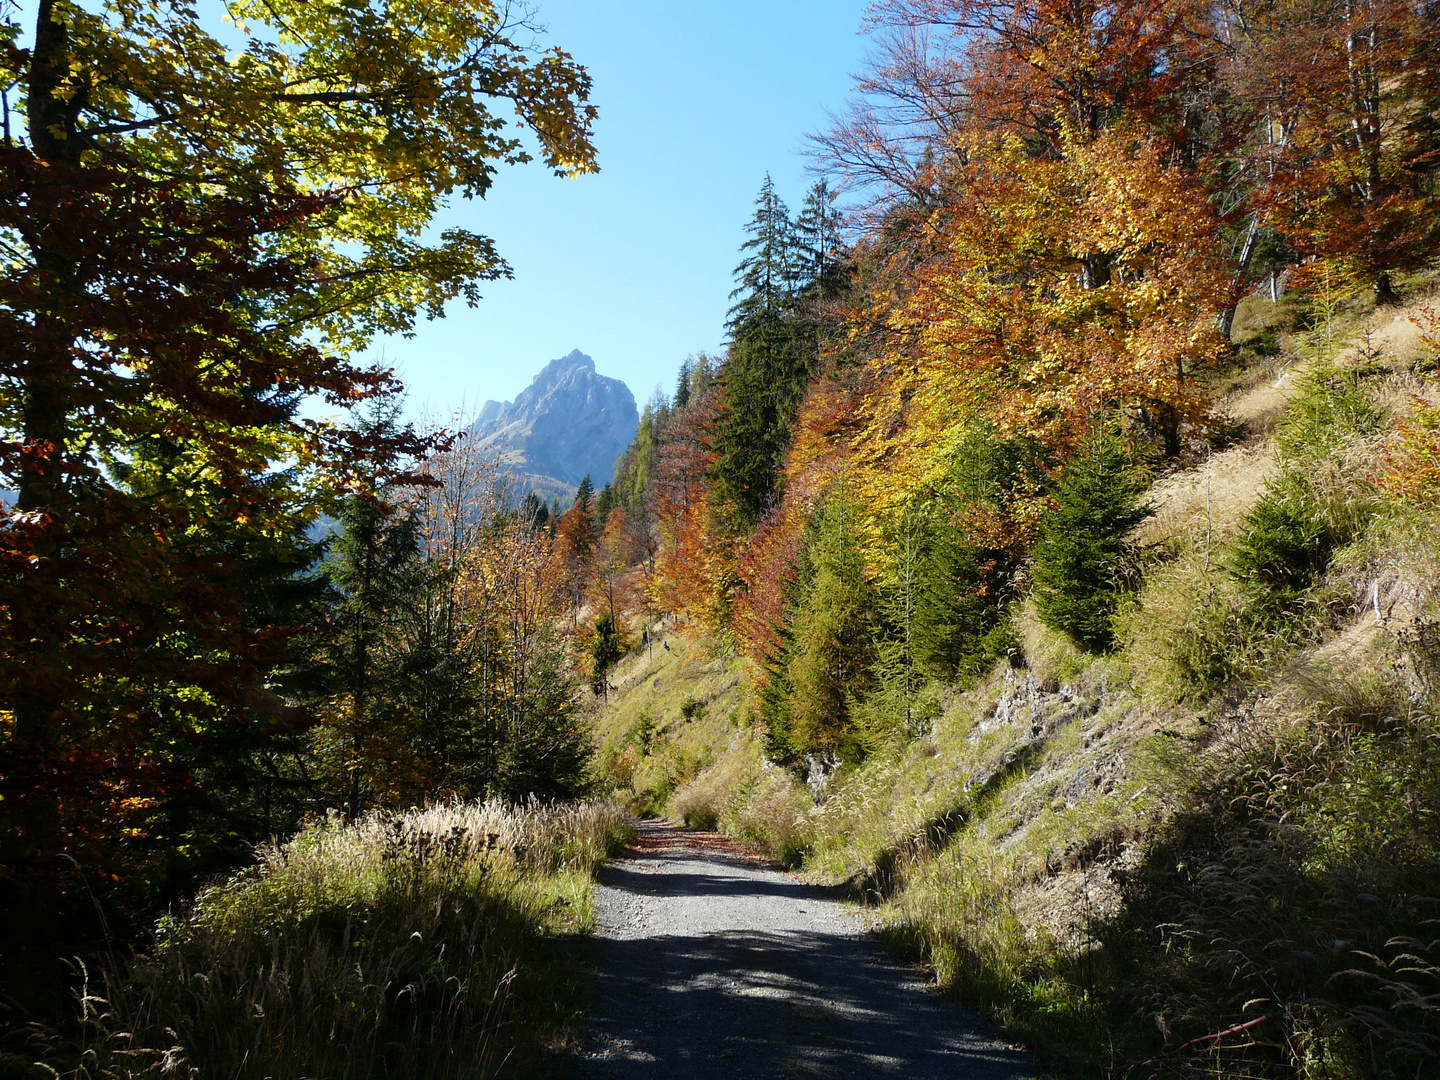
[469,351,639,497]
[534,349,596,382]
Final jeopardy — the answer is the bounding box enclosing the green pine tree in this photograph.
[1031,428,1152,653]
[590,611,623,697]
[594,482,616,529]
[761,488,876,763]
[574,474,594,515]
[726,174,797,332]
[322,486,424,817]
[794,180,847,298]
[674,357,693,409]
[712,180,804,529]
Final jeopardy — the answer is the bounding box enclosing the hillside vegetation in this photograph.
[570,4,1440,1073]
[4,0,1439,1076]
[591,289,1440,1078]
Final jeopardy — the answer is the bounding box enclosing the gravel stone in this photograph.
[570,821,1033,1079]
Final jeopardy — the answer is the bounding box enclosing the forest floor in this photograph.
[567,820,1033,1079]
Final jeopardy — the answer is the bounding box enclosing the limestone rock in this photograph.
[469,350,639,501]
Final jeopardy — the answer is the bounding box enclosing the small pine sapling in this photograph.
[1031,429,1153,652]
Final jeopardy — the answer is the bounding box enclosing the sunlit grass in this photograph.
[56,799,632,1080]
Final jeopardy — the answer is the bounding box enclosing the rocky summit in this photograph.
[469,349,639,501]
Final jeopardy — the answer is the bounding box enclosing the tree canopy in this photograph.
[0,0,599,1010]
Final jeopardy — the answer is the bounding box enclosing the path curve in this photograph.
[572,820,1032,1079]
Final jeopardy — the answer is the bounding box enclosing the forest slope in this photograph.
[590,290,1440,1078]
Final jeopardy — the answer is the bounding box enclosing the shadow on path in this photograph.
[568,823,1031,1079]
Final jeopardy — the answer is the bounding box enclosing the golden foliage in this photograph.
[849,126,1227,526]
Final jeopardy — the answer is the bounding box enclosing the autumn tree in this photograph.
[1221,0,1440,303]
[455,501,588,799]
[0,0,597,1010]
[554,481,599,618]
[648,355,737,629]
[848,123,1225,539]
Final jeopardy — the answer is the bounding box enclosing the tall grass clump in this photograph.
[879,832,1104,1062]
[61,799,631,1080]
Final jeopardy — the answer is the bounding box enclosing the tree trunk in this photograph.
[3,0,83,1016]
[1081,252,1113,290]
[1217,213,1264,340]
[1373,271,1398,306]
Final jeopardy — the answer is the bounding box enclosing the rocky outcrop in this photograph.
[469,350,639,499]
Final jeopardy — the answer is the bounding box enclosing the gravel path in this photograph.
[571,821,1033,1079]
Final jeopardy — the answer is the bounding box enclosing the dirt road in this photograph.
[571,821,1033,1079]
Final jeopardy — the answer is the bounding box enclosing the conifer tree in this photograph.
[321,485,424,818]
[674,357,694,409]
[575,475,595,515]
[795,180,847,295]
[594,482,617,530]
[761,489,876,762]
[711,179,823,529]
[1031,429,1152,652]
[590,612,623,696]
[727,175,797,332]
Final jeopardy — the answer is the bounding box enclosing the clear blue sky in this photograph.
[377,0,873,420]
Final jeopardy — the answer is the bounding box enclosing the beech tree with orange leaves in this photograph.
[1220,0,1440,304]
[850,123,1227,537]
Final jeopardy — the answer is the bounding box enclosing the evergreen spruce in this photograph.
[590,612,623,697]
[322,485,424,817]
[594,482,616,530]
[794,180,847,297]
[574,474,594,515]
[674,356,693,409]
[493,636,591,799]
[1030,429,1152,652]
[726,175,797,332]
[710,177,834,530]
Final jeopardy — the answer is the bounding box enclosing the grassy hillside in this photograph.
[590,292,1440,1078]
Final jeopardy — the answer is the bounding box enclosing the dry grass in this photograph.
[1135,442,1278,556]
[1013,601,1094,688]
[669,734,814,866]
[47,799,632,1080]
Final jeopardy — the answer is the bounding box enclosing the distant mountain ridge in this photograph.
[469,349,639,503]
